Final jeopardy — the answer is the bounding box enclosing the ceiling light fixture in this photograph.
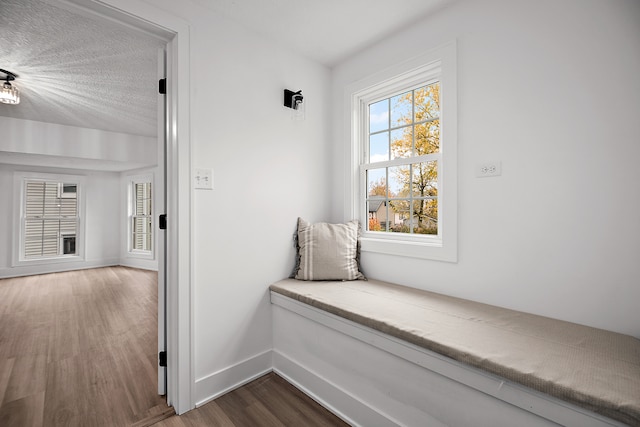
[0,69,20,105]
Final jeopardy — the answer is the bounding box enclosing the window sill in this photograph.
[360,235,457,262]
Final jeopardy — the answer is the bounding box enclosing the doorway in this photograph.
[0,0,192,416]
[77,0,193,414]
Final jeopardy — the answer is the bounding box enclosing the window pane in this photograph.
[390,90,412,128]
[390,126,412,159]
[62,236,76,255]
[389,166,409,197]
[136,199,151,216]
[388,199,410,233]
[42,219,60,256]
[415,119,440,155]
[42,234,58,256]
[133,217,152,251]
[133,217,150,234]
[412,199,438,235]
[62,184,77,194]
[135,182,152,216]
[411,161,438,198]
[369,132,389,163]
[60,198,77,217]
[367,168,386,197]
[367,200,385,232]
[25,219,43,258]
[24,217,78,258]
[369,99,388,133]
[25,182,45,216]
[133,232,152,251]
[43,182,60,217]
[415,82,440,122]
[60,219,77,236]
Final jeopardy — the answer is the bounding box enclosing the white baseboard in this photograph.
[118,258,158,271]
[0,258,120,278]
[273,350,399,427]
[194,350,273,407]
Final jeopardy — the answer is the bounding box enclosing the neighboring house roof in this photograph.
[368,198,385,213]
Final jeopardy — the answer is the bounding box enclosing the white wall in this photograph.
[0,164,121,278]
[331,0,640,338]
[0,115,158,278]
[189,8,331,401]
[0,116,157,171]
[137,0,332,404]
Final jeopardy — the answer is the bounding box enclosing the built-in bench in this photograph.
[270,278,640,427]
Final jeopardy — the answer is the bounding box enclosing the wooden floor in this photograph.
[152,372,348,427]
[0,267,349,427]
[0,267,167,426]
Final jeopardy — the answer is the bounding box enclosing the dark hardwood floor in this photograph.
[151,372,348,427]
[0,267,349,427]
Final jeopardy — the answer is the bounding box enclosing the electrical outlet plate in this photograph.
[476,161,502,178]
[194,168,213,189]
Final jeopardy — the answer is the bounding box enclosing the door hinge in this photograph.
[159,351,167,367]
[159,214,167,230]
[159,78,166,95]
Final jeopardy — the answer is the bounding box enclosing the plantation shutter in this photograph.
[132,182,152,251]
[24,181,78,258]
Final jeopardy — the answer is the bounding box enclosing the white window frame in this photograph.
[127,174,154,259]
[346,41,458,262]
[13,171,86,266]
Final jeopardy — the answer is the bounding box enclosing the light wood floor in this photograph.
[0,266,167,426]
[0,267,349,427]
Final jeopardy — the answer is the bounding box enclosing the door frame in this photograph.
[157,47,166,397]
[67,0,194,414]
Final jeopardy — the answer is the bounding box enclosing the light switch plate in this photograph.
[194,168,213,189]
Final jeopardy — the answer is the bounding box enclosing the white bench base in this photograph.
[271,292,626,427]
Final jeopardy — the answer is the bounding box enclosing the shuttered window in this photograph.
[24,180,79,258]
[132,182,152,252]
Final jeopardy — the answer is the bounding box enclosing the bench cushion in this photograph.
[270,278,640,426]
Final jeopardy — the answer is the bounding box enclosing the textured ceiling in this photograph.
[0,0,165,137]
[0,0,454,140]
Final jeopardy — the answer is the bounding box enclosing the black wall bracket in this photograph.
[284,89,303,109]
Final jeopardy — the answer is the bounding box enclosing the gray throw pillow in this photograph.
[294,217,365,281]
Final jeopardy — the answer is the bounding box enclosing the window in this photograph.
[129,177,153,255]
[366,82,440,235]
[20,177,82,260]
[348,42,457,261]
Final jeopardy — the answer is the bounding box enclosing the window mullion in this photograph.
[363,154,439,171]
[412,88,416,157]
[409,163,414,234]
